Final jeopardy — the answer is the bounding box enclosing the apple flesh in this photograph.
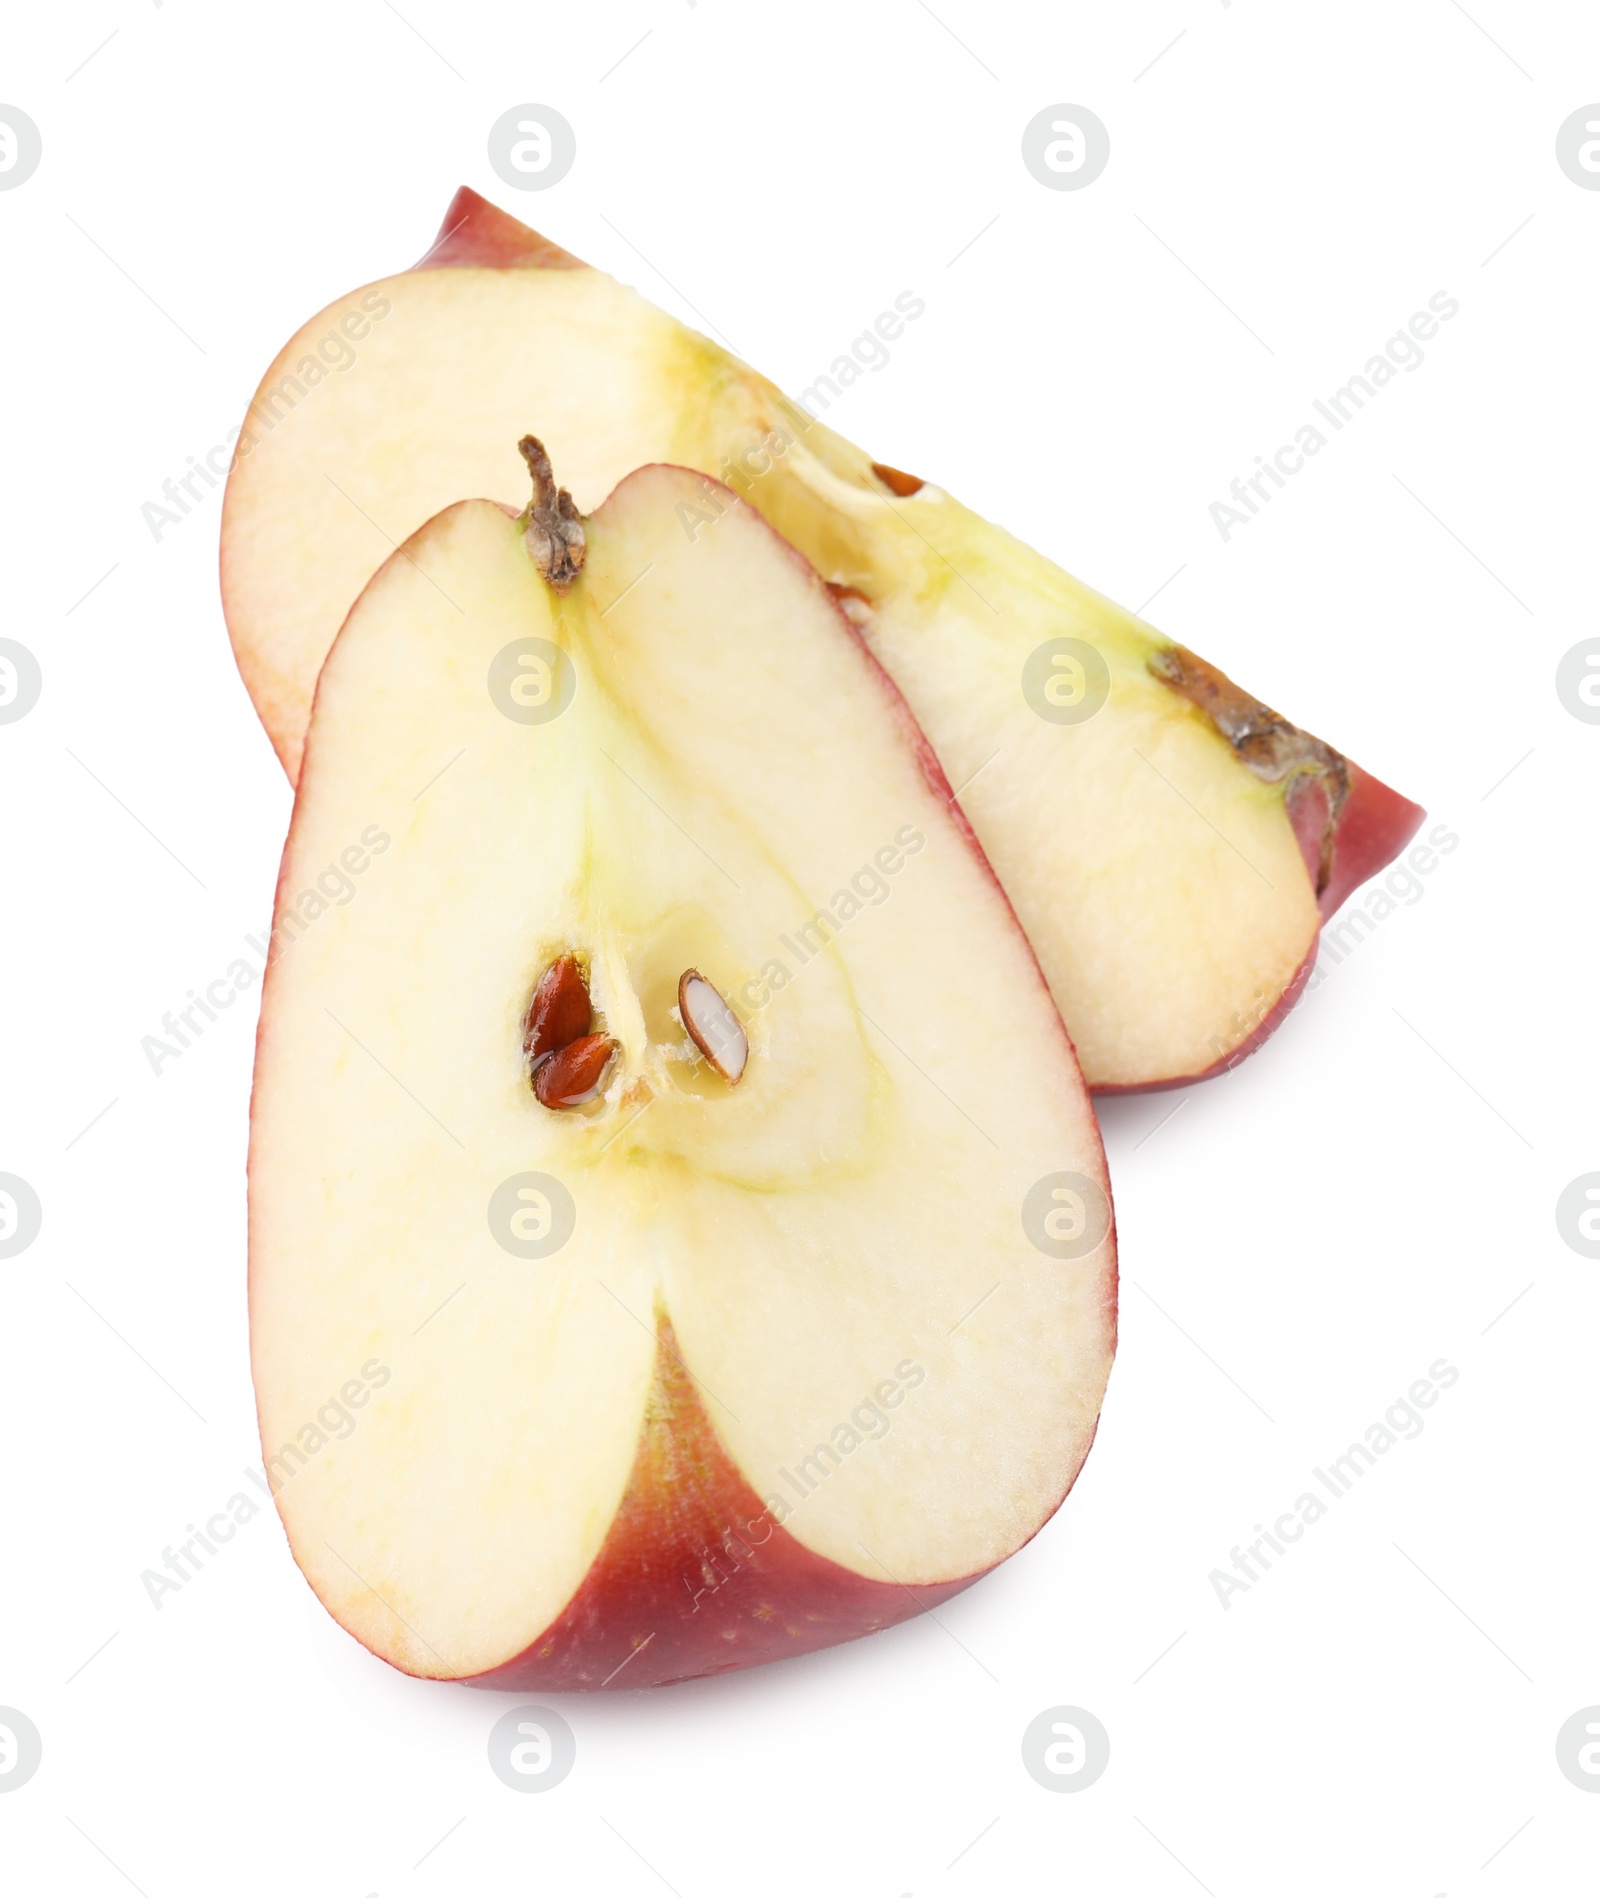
[220,187,1423,1089]
[248,460,1116,1689]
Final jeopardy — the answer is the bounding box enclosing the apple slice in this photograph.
[220,188,1423,1088]
[248,453,1116,1690]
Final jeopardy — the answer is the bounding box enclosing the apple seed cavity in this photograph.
[678,970,748,1084]
[533,1033,617,1108]
[518,434,587,591]
[524,952,592,1064]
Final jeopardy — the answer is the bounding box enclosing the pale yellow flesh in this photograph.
[222,266,1317,1086]
[249,474,1114,1679]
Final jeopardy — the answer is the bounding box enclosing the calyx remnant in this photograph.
[1148,644,1349,895]
[518,434,587,590]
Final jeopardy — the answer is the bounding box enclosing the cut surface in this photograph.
[248,469,1115,1686]
[221,188,1423,1086]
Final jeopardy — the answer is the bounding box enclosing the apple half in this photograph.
[220,188,1423,1089]
[248,453,1116,1689]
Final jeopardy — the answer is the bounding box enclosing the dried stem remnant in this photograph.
[1148,644,1349,895]
[519,434,587,590]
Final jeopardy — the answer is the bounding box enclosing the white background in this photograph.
[2,2,1596,1893]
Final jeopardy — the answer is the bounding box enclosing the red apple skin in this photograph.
[1302,762,1427,924]
[416,185,583,271]
[466,1323,981,1692]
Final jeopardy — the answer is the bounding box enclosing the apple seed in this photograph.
[524,952,592,1063]
[870,461,925,498]
[533,1033,617,1108]
[678,970,748,1084]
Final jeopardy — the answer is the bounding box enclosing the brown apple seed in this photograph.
[534,1033,617,1108]
[524,953,592,1063]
